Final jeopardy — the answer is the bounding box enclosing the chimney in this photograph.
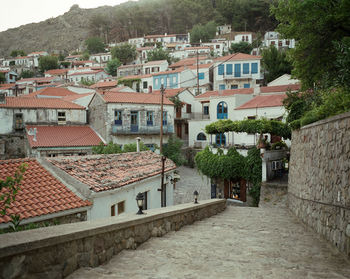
[0,92,6,104]
[253,85,261,96]
[136,137,141,152]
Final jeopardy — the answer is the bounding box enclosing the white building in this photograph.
[90,52,112,64]
[203,42,227,57]
[143,60,169,75]
[46,151,177,220]
[267,74,299,86]
[212,53,262,90]
[263,31,295,49]
[68,70,110,84]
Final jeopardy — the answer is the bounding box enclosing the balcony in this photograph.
[191,112,210,120]
[112,125,174,135]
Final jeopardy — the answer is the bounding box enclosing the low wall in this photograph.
[288,112,350,258]
[0,199,225,279]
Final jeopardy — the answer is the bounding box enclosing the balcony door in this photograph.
[130,111,139,132]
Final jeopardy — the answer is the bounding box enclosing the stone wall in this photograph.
[0,132,26,160]
[0,199,225,279]
[288,112,350,258]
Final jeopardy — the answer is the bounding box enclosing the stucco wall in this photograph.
[0,199,226,279]
[288,112,350,258]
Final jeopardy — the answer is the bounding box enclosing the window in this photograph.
[271,41,275,45]
[161,78,164,86]
[244,83,250,88]
[114,110,122,125]
[218,65,224,75]
[217,101,228,119]
[251,63,258,74]
[215,133,226,146]
[172,76,176,84]
[219,84,225,90]
[216,45,220,49]
[118,201,125,214]
[231,84,238,89]
[198,73,204,80]
[111,205,115,216]
[58,111,66,123]
[226,64,233,75]
[185,123,189,135]
[243,63,249,74]
[248,116,256,120]
[278,41,282,47]
[14,113,23,130]
[143,81,148,89]
[167,77,170,87]
[163,111,167,125]
[197,133,207,141]
[186,104,192,113]
[286,40,290,45]
[203,105,209,115]
[147,111,154,126]
[234,64,241,77]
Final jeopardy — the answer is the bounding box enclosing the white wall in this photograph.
[87,172,174,220]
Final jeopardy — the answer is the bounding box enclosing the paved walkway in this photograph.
[173,166,211,205]
[68,206,350,279]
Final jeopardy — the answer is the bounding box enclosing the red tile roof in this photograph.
[44,69,69,75]
[49,151,177,192]
[117,64,142,69]
[144,60,168,66]
[214,53,261,61]
[235,94,286,110]
[61,93,94,102]
[16,76,57,83]
[170,57,211,68]
[0,158,91,224]
[22,87,78,98]
[0,97,85,109]
[102,92,174,105]
[152,68,184,76]
[90,80,118,89]
[196,88,254,98]
[260,84,300,93]
[26,125,104,148]
[118,74,152,80]
[184,46,210,50]
[68,70,103,76]
[187,63,213,70]
[0,84,14,90]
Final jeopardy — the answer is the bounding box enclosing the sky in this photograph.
[0,0,131,32]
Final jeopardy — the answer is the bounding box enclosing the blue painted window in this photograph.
[215,133,226,146]
[234,64,241,77]
[147,111,153,126]
[231,85,238,89]
[217,101,228,119]
[226,64,233,75]
[218,65,224,75]
[219,84,226,90]
[114,110,122,125]
[244,83,250,88]
[251,63,258,74]
[163,111,167,125]
[198,73,204,80]
[243,63,249,74]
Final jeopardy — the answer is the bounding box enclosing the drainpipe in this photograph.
[136,137,141,152]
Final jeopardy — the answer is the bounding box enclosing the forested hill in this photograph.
[0,0,276,57]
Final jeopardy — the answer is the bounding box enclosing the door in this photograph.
[176,123,182,138]
[130,111,138,132]
[176,107,182,118]
[211,184,217,198]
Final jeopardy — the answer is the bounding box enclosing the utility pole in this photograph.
[196,49,200,96]
[159,84,166,207]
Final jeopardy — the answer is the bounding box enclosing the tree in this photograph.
[105,58,121,76]
[10,50,26,57]
[0,73,5,84]
[111,44,137,65]
[0,164,27,216]
[85,37,106,54]
[162,135,186,166]
[190,21,217,43]
[123,142,149,153]
[20,70,35,79]
[38,56,59,73]
[81,51,90,61]
[147,48,171,64]
[261,46,292,84]
[229,42,253,54]
[92,142,122,154]
[271,0,350,89]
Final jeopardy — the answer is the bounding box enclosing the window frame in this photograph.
[114,110,123,125]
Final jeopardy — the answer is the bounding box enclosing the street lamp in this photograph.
[136,192,144,215]
[193,190,199,204]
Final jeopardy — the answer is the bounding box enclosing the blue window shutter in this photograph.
[244,83,250,88]
[243,63,249,74]
[251,63,258,74]
[231,85,238,89]
[198,73,204,80]
[234,64,241,77]
[218,65,224,75]
[226,64,233,75]
[219,84,225,90]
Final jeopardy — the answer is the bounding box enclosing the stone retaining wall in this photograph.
[288,112,350,258]
[0,199,226,279]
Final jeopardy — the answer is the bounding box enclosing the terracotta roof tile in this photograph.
[260,84,300,93]
[49,151,177,192]
[196,88,253,99]
[90,80,118,89]
[102,92,174,105]
[0,158,91,224]
[44,69,69,75]
[235,94,287,110]
[22,87,78,98]
[214,53,261,61]
[17,76,57,83]
[26,125,104,148]
[68,70,103,76]
[0,97,85,109]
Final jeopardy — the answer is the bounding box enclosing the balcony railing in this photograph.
[112,125,174,135]
[191,112,210,120]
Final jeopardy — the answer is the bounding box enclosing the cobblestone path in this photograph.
[173,166,211,205]
[68,206,350,279]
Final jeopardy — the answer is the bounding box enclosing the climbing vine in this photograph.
[117,78,141,88]
[205,119,291,139]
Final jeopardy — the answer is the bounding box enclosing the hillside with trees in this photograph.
[0,0,277,56]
